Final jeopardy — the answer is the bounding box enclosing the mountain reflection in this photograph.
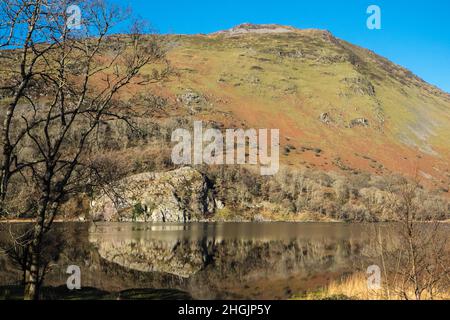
[1,222,386,299]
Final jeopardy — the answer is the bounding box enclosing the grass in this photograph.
[292,272,450,300]
[256,210,339,222]
[211,206,340,222]
[213,207,236,221]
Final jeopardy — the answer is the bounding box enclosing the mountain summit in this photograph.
[213,23,300,35]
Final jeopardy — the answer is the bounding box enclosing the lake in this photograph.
[0,222,394,299]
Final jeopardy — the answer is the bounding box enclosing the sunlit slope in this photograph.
[155,25,450,190]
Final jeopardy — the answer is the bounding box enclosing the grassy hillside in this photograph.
[1,24,449,221]
[139,24,450,192]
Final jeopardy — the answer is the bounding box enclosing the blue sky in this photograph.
[118,0,450,93]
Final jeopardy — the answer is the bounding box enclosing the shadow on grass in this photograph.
[0,285,192,300]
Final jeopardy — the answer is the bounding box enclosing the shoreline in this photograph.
[1,218,449,224]
[0,218,83,224]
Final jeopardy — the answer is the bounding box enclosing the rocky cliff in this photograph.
[90,167,215,222]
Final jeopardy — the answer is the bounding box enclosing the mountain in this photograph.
[145,23,450,192]
[3,23,448,221]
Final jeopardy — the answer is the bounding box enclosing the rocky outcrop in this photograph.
[350,118,369,128]
[341,77,376,96]
[319,112,332,125]
[90,167,215,222]
[213,23,297,36]
[176,89,209,114]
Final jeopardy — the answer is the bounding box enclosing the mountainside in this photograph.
[146,23,450,192]
[2,24,449,222]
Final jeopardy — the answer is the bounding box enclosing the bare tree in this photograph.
[376,177,450,300]
[0,223,66,288]
[0,0,168,299]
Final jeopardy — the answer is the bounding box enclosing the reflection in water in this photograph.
[88,222,382,299]
[1,222,386,299]
[90,222,374,241]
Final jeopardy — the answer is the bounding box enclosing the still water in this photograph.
[1,222,386,299]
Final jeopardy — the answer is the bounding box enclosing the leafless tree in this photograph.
[0,223,66,288]
[375,177,450,300]
[0,0,168,299]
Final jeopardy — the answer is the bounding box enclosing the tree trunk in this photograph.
[23,244,40,300]
[23,206,46,300]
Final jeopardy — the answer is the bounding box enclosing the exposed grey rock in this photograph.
[177,90,203,105]
[213,23,297,36]
[350,118,369,128]
[320,112,332,124]
[177,89,207,114]
[90,167,215,222]
[215,199,225,210]
[341,77,376,96]
[252,214,268,222]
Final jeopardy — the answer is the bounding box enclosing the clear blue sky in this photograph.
[118,0,450,93]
